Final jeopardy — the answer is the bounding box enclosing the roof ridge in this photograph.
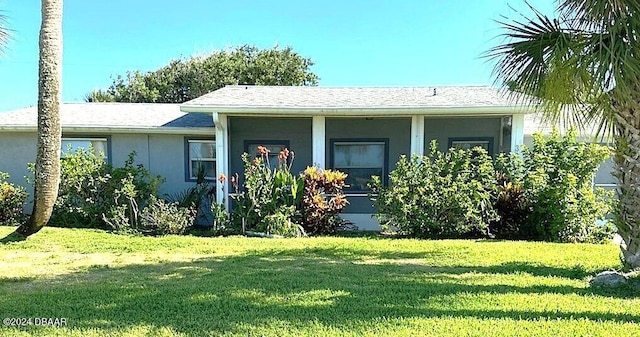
[223,84,495,89]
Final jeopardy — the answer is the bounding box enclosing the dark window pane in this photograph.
[334,143,384,167]
[191,161,216,180]
[337,167,383,192]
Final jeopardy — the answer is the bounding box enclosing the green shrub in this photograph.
[0,171,28,225]
[370,142,498,239]
[490,154,532,239]
[300,166,350,235]
[139,195,196,235]
[518,129,614,243]
[51,149,164,232]
[262,205,305,237]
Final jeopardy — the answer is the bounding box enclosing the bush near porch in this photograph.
[229,147,350,237]
[371,129,615,243]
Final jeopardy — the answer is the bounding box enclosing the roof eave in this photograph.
[0,125,214,135]
[180,105,534,116]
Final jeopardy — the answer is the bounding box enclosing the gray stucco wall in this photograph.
[424,117,506,154]
[228,117,313,178]
[0,131,213,213]
[325,117,412,214]
[0,132,37,190]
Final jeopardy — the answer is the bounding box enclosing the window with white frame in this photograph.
[187,139,216,181]
[331,139,387,192]
[449,137,493,152]
[61,137,109,161]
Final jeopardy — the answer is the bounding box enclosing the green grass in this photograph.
[0,227,638,337]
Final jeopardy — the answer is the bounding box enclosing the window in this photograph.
[244,140,290,169]
[187,139,216,181]
[331,139,388,192]
[448,137,493,152]
[61,137,109,161]
[593,143,617,192]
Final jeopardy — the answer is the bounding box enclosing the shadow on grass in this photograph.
[0,247,637,335]
[0,230,26,244]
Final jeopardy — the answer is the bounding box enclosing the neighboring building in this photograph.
[0,85,539,229]
[0,103,215,200]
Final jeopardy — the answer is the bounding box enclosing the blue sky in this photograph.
[0,0,555,111]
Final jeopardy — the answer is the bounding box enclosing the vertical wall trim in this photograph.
[213,112,229,210]
[312,116,326,168]
[410,115,425,156]
[511,114,525,153]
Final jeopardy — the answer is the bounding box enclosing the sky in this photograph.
[0,0,556,112]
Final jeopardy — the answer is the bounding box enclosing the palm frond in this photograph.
[484,2,632,138]
[486,4,589,107]
[559,0,640,32]
[0,10,11,55]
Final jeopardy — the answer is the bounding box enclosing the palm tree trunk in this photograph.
[16,0,64,237]
[613,106,640,268]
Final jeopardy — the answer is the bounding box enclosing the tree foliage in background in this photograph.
[487,1,640,268]
[86,45,319,103]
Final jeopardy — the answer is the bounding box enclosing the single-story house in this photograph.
[0,103,215,198]
[0,85,613,229]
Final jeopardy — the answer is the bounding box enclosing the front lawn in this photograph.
[0,227,637,336]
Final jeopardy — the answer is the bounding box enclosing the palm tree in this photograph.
[487,1,640,267]
[16,0,64,237]
[0,10,9,52]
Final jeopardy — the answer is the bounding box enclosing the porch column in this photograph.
[511,114,525,153]
[212,112,229,210]
[410,115,425,156]
[312,116,326,168]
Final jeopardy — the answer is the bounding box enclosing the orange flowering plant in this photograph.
[231,146,350,236]
[232,147,304,236]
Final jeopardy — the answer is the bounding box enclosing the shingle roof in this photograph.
[182,85,519,109]
[0,103,214,130]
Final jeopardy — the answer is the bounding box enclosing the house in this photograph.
[0,103,215,200]
[179,85,529,229]
[6,85,606,230]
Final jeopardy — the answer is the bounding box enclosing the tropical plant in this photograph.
[0,8,10,53]
[16,0,64,237]
[300,166,350,235]
[487,1,640,267]
[231,147,304,236]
